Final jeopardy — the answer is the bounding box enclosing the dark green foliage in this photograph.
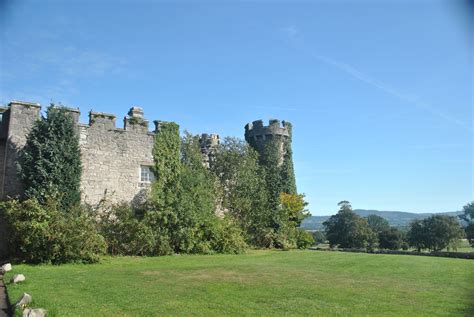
[211,137,272,247]
[460,202,474,243]
[207,216,248,254]
[18,105,82,211]
[296,229,315,249]
[144,131,246,255]
[323,201,373,249]
[279,123,297,195]
[247,126,296,212]
[0,199,105,264]
[460,201,474,223]
[366,214,390,234]
[152,122,181,207]
[311,231,326,244]
[260,139,284,210]
[408,215,465,252]
[212,137,309,249]
[407,219,427,252]
[465,223,474,244]
[378,227,403,250]
[95,203,156,256]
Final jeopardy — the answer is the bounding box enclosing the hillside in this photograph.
[300,209,463,231]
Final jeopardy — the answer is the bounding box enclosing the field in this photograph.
[314,239,474,253]
[5,250,474,316]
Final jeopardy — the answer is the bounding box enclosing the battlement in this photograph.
[199,133,220,168]
[244,119,291,141]
[9,100,41,109]
[200,133,220,145]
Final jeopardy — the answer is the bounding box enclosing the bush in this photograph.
[378,227,403,250]
[408,215,464,252]
[0,199,105,264]
[209,216,248,254]
[96,203,156,256]
[296,229,315,249]
[18,105,82,211]
[311,231,326,244]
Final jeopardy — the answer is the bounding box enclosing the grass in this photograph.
[453,239,474,253]
[315,239,474,253]
[4,250,474,316]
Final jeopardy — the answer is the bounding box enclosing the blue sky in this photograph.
[1,0,472,215]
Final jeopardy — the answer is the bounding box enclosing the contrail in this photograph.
[310,53,473,133]
[283,26,473,133]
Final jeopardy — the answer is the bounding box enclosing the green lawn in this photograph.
[5,250,474,316]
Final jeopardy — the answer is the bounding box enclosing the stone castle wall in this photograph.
[0,102,41,198]
[1,101,293,207]
[0,101,219,206]
[78,109,156,205]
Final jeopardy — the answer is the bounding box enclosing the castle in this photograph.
[0,100,294,205]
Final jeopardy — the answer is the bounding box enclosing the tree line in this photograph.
[0,105,313,264]
[322,200,472,252]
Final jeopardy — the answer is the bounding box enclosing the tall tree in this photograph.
[323,201,372,249]
[408,215,464,252]
[378,227,403,250]
[151,121,181,207]
[460,202,474,243]
[211,137,272,247]
[366,214,390,234]
[18,105,81,210]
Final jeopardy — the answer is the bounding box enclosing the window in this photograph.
[140,165,155,184]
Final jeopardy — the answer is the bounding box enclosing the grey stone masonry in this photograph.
[244,119,292,166]
[1,101,41,198]
[199,133,219,168]
[79,107,155,204]
[0,101,220,206]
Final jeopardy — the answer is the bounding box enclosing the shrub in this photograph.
[311,231,326,244]
[323,201,372,249]
[296,229,315,249]
[18,105,82,211]
[0,199,105,264]
[408,215,465,252]
[96,203,156,256]
[378,227,403,250]
[209,216,248,254]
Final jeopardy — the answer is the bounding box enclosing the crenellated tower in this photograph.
[244,119,296,205]
[199,133,220,168]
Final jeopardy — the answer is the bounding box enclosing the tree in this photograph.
[151,122,181,207]
[366,214,390,234]
[211,137,272,247]
[275,193,311,248]
[459,201,474,223]
[465,224,474,245]
[460,202,474,243]
[145,132,246,255]
[18,105,82,211]
[407,219,427,252]
[423,215,464,251]
[323,201,372,249]
[407,215,464,252]
[279,193,310,227]
[312,231,326,244]
[378,227,403,250]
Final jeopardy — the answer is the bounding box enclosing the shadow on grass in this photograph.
[458,267,474,316]
[0,274,12,317]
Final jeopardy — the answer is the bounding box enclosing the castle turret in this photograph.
[199,133,220,168]
[244,118,296,203]
[244,119,292,165]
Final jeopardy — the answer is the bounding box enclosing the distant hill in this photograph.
[300,209,464,231]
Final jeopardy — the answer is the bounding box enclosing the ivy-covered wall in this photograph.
[244,119,297,208]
